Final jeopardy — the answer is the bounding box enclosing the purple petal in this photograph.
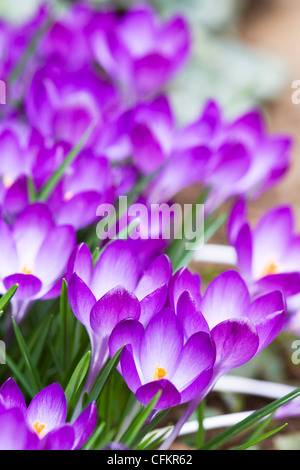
[12,203,54,266]
[4,274,42,299]
[90,286,141,337]
[254,272,300,297]
[227,199,247,245]
[91,240,139,300]
[247,290,286,353]
[34,225,76,287]
[0,408,39,450]
[68,273,96,328]
[200,270,250,328]
[42,424,75,450]
[109,318,144,360]
[26,383,67,434]
[136,379,181,410]
[235,223,253,283]
[169,267,202,312]
[72,402,97,450]
[119,346,142,393]
[0,220,19,278]
[211,318,259,375]
[0,378,26,414]
[66,243,93,286]
[139,309,183,383]
[171,332,215,392]
[177,291,210,338]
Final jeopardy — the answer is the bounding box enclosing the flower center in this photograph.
[260,258,279,278]
[153,363,167,381]
[21,264,34,275]
[32,421,46,439]
[2,175,13,188]
[64,191,74,201]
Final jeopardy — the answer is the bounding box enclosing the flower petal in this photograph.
[136,379,181,410]
[68,273,96,328]
[91,240,139,300]
[72,402,97,450]
[90,286,141,337]
[26,383,67,434]
[0,378,27,414]
[211,318,259,375]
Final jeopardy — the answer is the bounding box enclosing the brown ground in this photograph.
[240,0,300,227]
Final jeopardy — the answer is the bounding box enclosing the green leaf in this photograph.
[11,317,42,396]
[130,408,170,449]
[83,347,123,409]
[0,284,18,312]
[234,423,288,450]
[27,176,37,203]
[196,400,205,449]
[5,353,33,397]
[82,422,106,450]
[65,351,91,412]
[199,387,300,450]
[120,391,162,448]
[37,124,94,201]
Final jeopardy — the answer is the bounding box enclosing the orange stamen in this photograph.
[32,421,46,438]
[153,364,167,381]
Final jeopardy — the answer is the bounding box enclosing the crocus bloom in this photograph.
[147,101,291,209]
[67,240,171,390]
[90,3,190,102]
[109,309,215,410]
[173,269,286,378]
[0,202,76,321]
[228,200,300,300]
[25,64,121,148]
[0,378,97,450]
[32,146,115,230]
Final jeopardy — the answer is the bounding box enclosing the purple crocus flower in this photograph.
[147,101,291,209]
[67,240,171,390]
[32,143,115,230]
[173,269,286,378]
[109,309,215,410]
[228,200,300,300]
[0,378,97,450]
[0,202,76,322]
[90,3,190,102]
[129,95,174,175]
[25,63,122,148]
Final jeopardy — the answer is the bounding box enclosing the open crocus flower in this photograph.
[109,309,215,410]
[228,200,300,300]
[90,3,190,102]
[0,378,97,450]
[0,202,76,322]
[67,240,172,390]
[171,270,286,378]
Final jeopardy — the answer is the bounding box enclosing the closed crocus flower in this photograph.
[228,200,300,300]
[67,240,172,390]
[25,64,121,148]
[90,3,190,102]
[149,101,291,211]
[174,270,286,378]
[109,309,215,410]
[0,378,97,450]
[0,202,76,322]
